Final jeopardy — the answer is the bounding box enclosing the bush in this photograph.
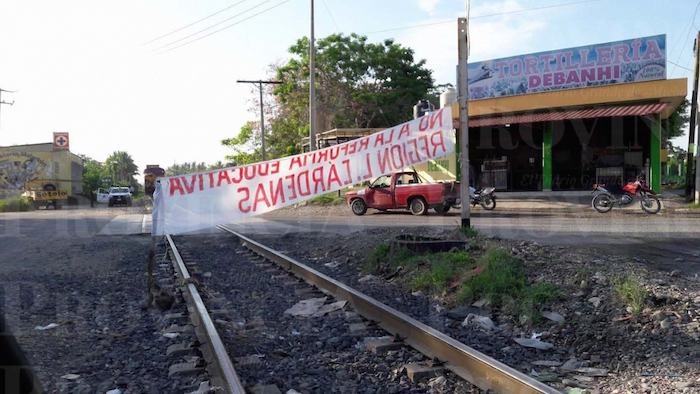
[309,192,345,206]
[0,197,33,212]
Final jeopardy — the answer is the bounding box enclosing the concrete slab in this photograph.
[98,214,150,235]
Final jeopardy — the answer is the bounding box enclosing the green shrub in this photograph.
[0,197,33,212]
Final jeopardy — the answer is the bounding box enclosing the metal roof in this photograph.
[468,102,669,128]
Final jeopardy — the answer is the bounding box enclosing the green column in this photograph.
[455,128,460,179]
[650,115,661,193]
[542,122,553,191]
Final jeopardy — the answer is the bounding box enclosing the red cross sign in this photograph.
[53,133,69,150]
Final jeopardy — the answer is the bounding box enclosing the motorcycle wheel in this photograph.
[479,195,496,210]
[433,204,450,215]
[592,194,614,213]
[640,193,661,214]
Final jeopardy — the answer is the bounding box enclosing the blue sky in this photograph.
[0,0,695,175]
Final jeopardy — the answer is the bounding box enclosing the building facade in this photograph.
[0,142,83,196]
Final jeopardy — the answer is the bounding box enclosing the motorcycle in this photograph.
[470,186,497,210]
[591,177,661,214]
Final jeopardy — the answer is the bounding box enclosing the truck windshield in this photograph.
[113,188,130,193]
[371,175,391,188]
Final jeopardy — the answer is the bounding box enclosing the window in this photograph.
[370,175,391,189]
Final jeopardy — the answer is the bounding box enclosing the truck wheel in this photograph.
[350,199,367,216]
[409,198,428,216]
[108,201,114,207]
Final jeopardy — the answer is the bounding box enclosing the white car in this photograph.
[97,187,133,207]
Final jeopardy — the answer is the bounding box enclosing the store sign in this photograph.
[467,35,666,100]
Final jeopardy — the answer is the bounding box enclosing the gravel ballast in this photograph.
[173,234,476,394]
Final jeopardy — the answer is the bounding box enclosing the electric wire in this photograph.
[360,0,607,35]
[155,0,292,55]
[669,60,693,74]
[322,0,341,32]
[143,0,249,45]
[670,0,700,77]
[150,0,276,53]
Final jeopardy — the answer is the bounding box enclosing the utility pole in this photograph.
[457,5,471,228]
[309,0,317,152]
[236,80,282,162]
[685,32,700,199]
[0,88,16,137]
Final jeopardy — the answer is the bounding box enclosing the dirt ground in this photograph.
[255,227,700,393]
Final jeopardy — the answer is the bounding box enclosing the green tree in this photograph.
[224,34,437,162]
[104,151,138,186]
[665,99,690,149]
[165,161,235,176]
[222,121,263,165]
[78,155,108,193]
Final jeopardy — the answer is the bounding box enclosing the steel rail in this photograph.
[165,234,246,394]
[218,225,560,394]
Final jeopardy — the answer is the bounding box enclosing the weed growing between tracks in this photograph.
[612,273,648,315]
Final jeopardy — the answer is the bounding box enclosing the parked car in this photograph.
[345,171,460,216]
[96,186,132,207]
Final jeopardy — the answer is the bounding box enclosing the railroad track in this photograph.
[158,228,561,394]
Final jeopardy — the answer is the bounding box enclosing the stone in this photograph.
[676,381,694,389]
[651,310,665,321]
[250,385,282,394]
[359,275,378,283]
[446,306,482,320]
[402,363,445,383]
[365,338,403,354]
[234,355,262,367]
[660,319,672,329]
[588,297,601,308]
[531,360,562,367]
[513,338,554,350]
[168,362,204,377]
[348,322,368,335]
[541,311,565,323]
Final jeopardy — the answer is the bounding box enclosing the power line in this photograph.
[321,0,340,32]
[669,59,694,73]
[156,0,292,55]
[360,0,606,35]
[143,0,249,45]
[150,0,276,53]
[670,0,700,77]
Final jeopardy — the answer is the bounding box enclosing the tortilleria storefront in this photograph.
[419,34,686,193]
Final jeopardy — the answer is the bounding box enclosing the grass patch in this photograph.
[0,197,33,212]
[457,248,560,320]
[612,274,647,315]
[363,243,391,274]
[460,225,479,238]
[309,192,345,206]
[687,202,700,209]
[410,252,474,291]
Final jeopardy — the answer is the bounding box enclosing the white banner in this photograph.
[152,106,454,236]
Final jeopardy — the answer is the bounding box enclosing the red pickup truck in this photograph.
[345,171,460,216]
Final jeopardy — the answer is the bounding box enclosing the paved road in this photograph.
[2,208,699,274]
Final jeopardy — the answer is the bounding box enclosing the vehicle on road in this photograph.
[144,165,165,196]
[97,186,133,207]
[469,186,497,210]
[591,176,660,214]
[345,171,460,216]
[22,180,68,210]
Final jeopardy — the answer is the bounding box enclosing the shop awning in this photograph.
[468,102,668,128]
